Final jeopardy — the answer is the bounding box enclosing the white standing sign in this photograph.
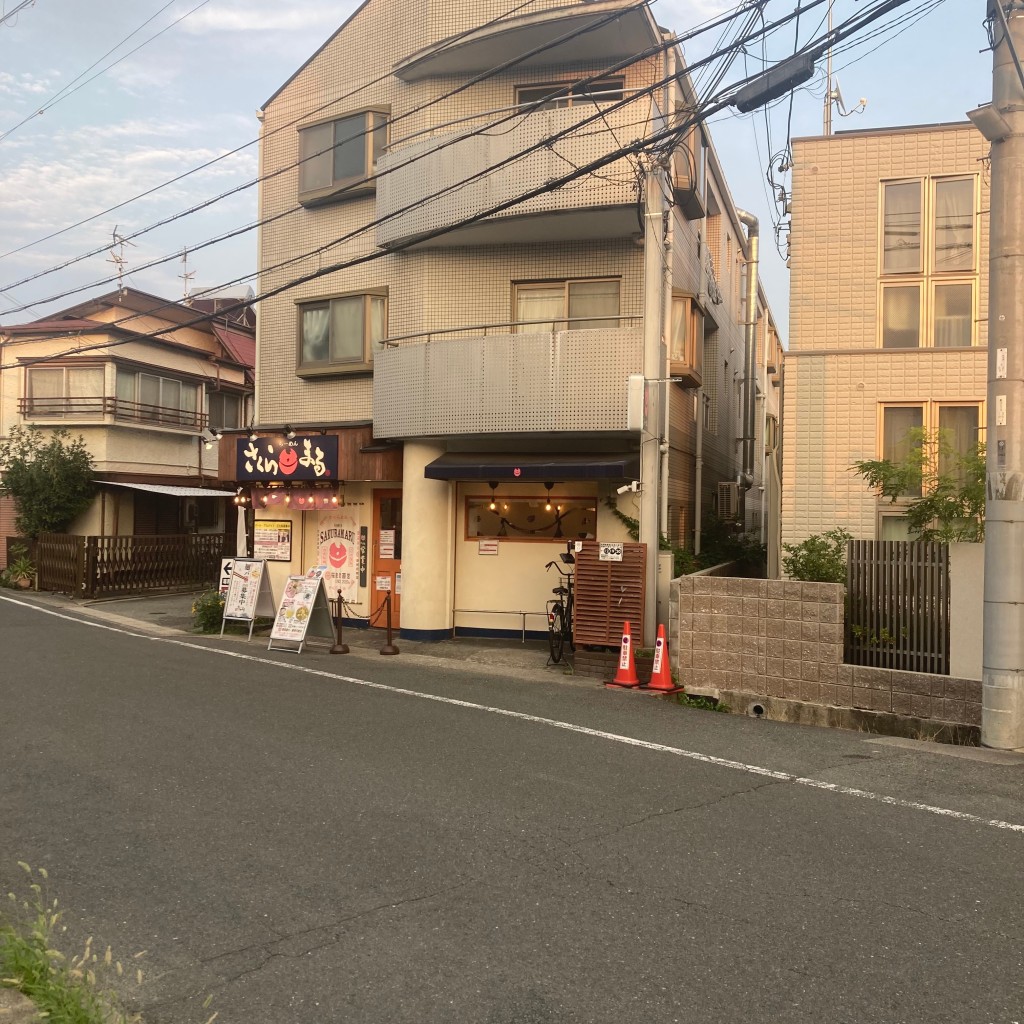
[221,559,276,641]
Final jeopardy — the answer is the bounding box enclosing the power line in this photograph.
[0,0,550,264]
[0,0,34,27]
[2,0,772,309]
[1,0,916,366]
[0,0,212,144]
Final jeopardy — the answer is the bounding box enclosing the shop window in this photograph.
[466,496,597,541]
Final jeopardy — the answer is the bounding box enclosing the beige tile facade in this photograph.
[783,123,989,545]
[254,0,784,636]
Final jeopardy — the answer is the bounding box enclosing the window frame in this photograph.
[114,368,202,429]
[875,400,985,526]
[512,277,621,332]
[297,108,389,207]
[515,78,625,110]
[295,289,388,378]
[669,293,704,386]
[877,175,978,349]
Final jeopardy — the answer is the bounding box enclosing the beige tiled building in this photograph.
[248,0,783,640]
[783,122,987,547]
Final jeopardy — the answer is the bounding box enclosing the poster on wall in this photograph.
[317,510,359,604]
[253,520,292,561]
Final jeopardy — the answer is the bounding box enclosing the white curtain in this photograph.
[882,181,921,273]
[515,285,563,332]
[301,306,330,362]
[934,178,973,272]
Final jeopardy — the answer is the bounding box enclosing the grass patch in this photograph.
[1,863,217,1024]
[673,693,730,713]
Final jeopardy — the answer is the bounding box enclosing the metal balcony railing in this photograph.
[18,396,207,430]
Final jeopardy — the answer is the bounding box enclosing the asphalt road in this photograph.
[1,593,1023,1024]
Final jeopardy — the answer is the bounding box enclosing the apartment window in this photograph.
[516,78,624,109]
[297,292,387,375]
[26,366,104,417]
[207,391,243,431]
[670,294,704,386]
[116,369,199,427]
[298,110,388,203]
[514,279,619,332]
[879,175,977,348]
[880,402,982,500]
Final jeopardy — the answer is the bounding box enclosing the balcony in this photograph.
[376,95,661,249]
[373,322,642,439]
[18,396,207,430]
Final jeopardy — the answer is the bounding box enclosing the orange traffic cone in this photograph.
[643,623,684,693]
[605,620,640,688]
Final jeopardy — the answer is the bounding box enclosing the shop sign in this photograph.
[599,542,624,562]
[236,435,339,481]
[317,511,358,603]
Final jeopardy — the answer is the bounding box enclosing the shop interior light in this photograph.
[488,481,498,512]
[544,481,554,512]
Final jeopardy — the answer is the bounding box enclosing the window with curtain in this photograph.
[514,279,620,332]
[26,366,103,417]
[298,293,387,374]
[882,406,924,496]
[881,285,921,348]
[115,369,200,427]
[879,175,977,347]
[882,181,922,273]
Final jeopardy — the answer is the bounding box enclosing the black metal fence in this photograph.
[845,539,950,675]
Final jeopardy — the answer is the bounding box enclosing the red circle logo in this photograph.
[328,541,348,568]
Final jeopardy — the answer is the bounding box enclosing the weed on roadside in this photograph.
[0,863,218,1024]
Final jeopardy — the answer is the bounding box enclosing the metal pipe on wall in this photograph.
[736,209,760,500]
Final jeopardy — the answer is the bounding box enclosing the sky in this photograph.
[0,0,992,339]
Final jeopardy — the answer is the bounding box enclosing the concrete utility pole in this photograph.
[641,158,667,648]
[979,0,1024,749]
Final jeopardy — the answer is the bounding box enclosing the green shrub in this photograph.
[191,590,225,633]
[781,528,851,583]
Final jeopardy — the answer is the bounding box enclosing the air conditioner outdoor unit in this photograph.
[717,480,741,521]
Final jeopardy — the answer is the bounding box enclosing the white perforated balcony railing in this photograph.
[376,96,661,248]
[373,324,642,438]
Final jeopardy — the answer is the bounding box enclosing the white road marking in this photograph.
[4,593,1023,835]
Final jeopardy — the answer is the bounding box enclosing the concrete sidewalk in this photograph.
[13,588,569,681]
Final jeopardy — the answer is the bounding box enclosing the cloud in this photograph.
[179,1,344,35]
[0,70,60,100]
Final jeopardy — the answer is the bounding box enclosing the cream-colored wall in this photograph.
[452,480,630,633]
[784,124,988,547]
[783,349,986,542]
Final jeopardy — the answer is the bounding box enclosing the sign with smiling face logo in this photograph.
[317,509,358,603]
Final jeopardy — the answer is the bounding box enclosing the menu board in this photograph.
[223,560,274,620]
[268,573,334,652]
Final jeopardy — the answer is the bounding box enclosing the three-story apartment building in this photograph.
[782,122,986,547]
[245,0,782,640]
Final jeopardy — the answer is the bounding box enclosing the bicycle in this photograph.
[545,542,576,664]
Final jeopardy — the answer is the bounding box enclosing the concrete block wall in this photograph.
[669,575,980,727]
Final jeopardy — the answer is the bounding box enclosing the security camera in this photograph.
[616,481,641,495]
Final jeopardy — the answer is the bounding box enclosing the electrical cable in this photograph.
[0,0,212,144]
[0,0,651,297]
[1,0,916,365]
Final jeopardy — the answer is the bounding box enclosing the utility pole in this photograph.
[641,158,667,648]
[977,0,1024,749]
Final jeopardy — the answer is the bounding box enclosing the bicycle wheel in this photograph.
[548,604,565,663]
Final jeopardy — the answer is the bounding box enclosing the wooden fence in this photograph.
[36,533,228,598]
[845,540,950,674]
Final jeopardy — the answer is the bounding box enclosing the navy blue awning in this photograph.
[424,452,639,481]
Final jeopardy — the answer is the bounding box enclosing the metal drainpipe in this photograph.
[694,387,704,555]
[736,209,759,499]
